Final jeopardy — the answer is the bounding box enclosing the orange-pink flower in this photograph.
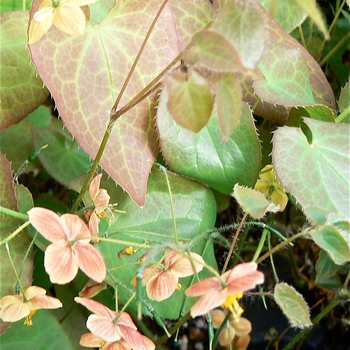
[0,286,62,325]
[86,174,110,236]
[79,332,155,350]
[75,297,155,349]
[185,262,264,317]
[28,207,106,284]
[141,250,205,302]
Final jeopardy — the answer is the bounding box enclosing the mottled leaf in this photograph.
[0,11,48,130]
[272,118,350,217]
[258,0,307,33]
[29,0,180,206]
[315,250,342,289]
[215,72,242,142]
[210,0,268,69]
[274,283,312,328]
[165,70,214,132]
[254,41,315,106]
[157,89,261,193]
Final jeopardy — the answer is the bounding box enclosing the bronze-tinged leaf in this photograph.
[215,72,242,142]
[210,0,269,69]
[0,11,48,130]
[29,0,180,206]
[183,30,245,73]
[165,70,214,132]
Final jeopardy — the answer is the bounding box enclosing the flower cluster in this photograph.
[75,297,155,350]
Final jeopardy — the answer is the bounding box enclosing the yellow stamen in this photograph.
[24,310,36,326]
[221,292,243,309]
[176,283,182,291]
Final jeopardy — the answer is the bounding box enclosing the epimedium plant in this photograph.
[0,0,349,349]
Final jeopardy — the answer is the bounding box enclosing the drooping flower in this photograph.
[210,308,252,348]
[28,0,98,44]
[75,297,155,349]
[28,207,106,284]
[79,279,107,299]
[0,286,62,325]
[185,262,264,317]
[85,174,110,237]
[254,165,288,212]
[79,332,155,350]
[141,250,205,302]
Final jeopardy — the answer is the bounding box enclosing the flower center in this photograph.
[52,0,60,7]
[221,292,243,310]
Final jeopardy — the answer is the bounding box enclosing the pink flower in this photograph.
[185,262,264,317]
[79,332,155,349]
[75,297,155,349]
[142,250,205,302]
[86,174,110,236]
[0,286,62,325]
[28,207,106,284]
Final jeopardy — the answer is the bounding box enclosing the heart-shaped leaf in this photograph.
[165,69,214,132]
[0,11,48,130]
[98,168,217,319]
[29,0,180,206]
[272,118,350,217]
[157,89,261,194]
[210,0,269,69]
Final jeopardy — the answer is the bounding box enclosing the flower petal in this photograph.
[60,213,91,241]
[210,309,226,328]
[23,286,46,299]
[53,4,86,35]
[189,289,226,317]
[28,208,68,243]
[146,271,178,301]
[75,297,117,319]
[117,312,138,331]
[170,253,204,278]
[89,174,102,200]
[0,298,29,322]
[79,332,104,347]
[225,262,260,284]
[28,294,62,310]
[73,242,106,283]
[71,0,98,5]
[185,276,222,297]
[87,314,122,342]
[44,243,78,284]
[118,326,148,350]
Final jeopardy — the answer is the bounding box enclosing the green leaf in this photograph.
[0,309,81,349]
[157,89,261,193]
[0,154,33,333]
[99,168,218,319]
[254,41,315,106]
[310,224,350,265]
[232,184,279,219]
[274,283,312,328]
[338,80,350,123]
[215,73,242,142]
[29,0,180,206]
[183,30,244,72]
[210,0,268,69]
[1,0,32,12]
[165,70,214,132]
[314,250,342,289]
[0,11,49,129]
[32,116,92,187]
[272,118,350,218]
[258,0,308,33]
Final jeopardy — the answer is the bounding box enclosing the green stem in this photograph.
[0,221,31,246]
[0,206,29,221]
[252,227,269,262]
[319,31,350,67]
[5,243,26,299]
[335,105,350,123]
[282,296,342,350]
[256,231,306,264]
[155,312,191,346]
